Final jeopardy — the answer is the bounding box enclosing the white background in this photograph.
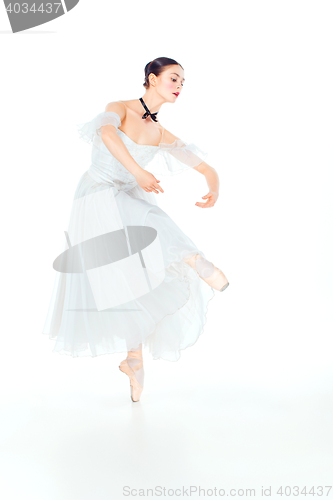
[0,0,332,498]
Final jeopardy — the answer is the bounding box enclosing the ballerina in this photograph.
[42,57,229,403]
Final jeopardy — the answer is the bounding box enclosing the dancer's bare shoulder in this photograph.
[104,101,127,122]
[160,128,181,145]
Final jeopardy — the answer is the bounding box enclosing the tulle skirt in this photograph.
[42,171,215,362]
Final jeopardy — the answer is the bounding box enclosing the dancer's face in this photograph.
[153,65,185,103]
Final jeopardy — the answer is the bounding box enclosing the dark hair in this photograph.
[143,57,183,89]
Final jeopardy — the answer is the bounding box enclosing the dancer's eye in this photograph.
[171,78,184,86]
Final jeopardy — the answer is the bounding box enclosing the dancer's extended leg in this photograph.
[183,253,229,292]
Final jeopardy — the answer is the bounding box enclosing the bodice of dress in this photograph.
[88,130,159,191]
[76,111,209,192]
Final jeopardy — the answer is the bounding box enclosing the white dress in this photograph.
[42,111,215,361]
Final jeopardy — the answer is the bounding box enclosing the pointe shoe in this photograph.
[183,254,229,292]
[119,352,144,402]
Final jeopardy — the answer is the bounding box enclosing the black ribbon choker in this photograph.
[140,97,159,122]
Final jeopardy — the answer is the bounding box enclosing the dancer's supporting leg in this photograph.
[119,343,144,402]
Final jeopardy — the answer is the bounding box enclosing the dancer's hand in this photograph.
[135,169,164,194]
[195,191,218,208]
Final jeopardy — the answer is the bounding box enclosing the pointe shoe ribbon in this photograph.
[183,254,229,292]
[119,353,144,402]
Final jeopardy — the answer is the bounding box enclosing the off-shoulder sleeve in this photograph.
[76,111,121,144]
[147,139,208,176]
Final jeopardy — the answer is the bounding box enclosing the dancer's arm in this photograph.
[162,128,220,208]
[100,102,164,194]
